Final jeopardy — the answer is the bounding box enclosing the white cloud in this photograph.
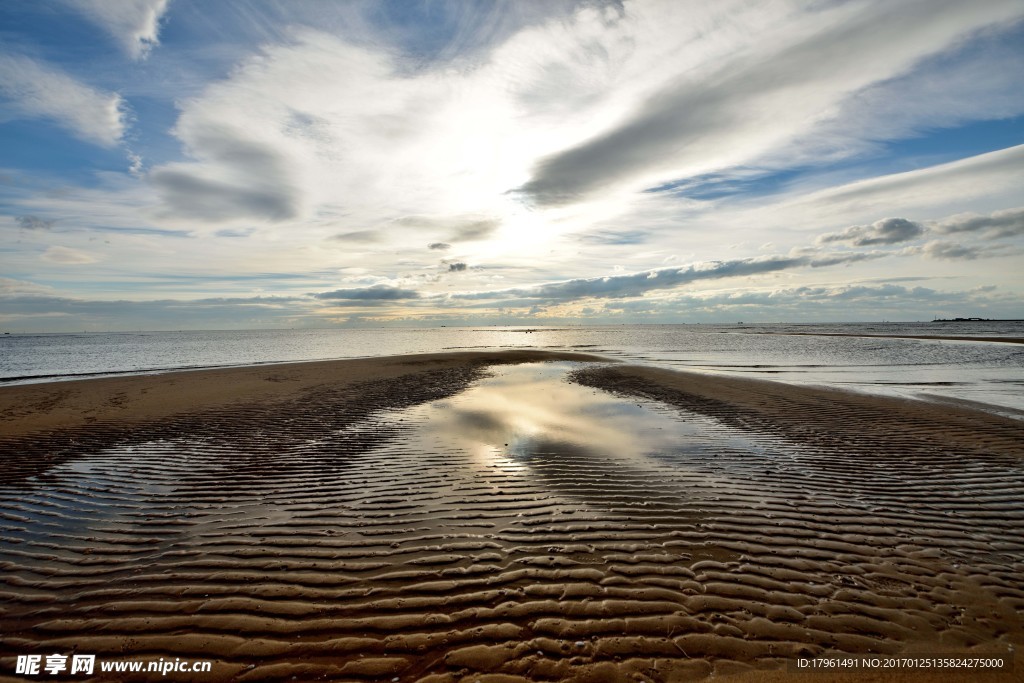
[0,54,125,147]
[41,246,98,264]
[519,143,1024,282]
[908,241,1023,261]
[934,207,1024,238]
[2,277,1017,331]
[144,24,574,229]
[0,293,312,331]
[448,251,887,304]
[762,145,1024,231]
[65,0,171,60]
[805,206,1024,265]
[660,283,977,307]
[6,172,165,235]
[558,279,1024,323]
[769,22,1024,168]
[150,131,300,222]
[4,1,1023,329]
[140,2,1024,243]
[0,277,55,297]
[515,0,1024,204]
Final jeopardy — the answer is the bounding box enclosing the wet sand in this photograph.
[0,350,607,437]
[1,352,1022,682]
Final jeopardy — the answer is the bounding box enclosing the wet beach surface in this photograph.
[1,358,1023,681]
[5,324,1024,417]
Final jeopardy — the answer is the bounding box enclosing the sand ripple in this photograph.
[1,360,1022,681]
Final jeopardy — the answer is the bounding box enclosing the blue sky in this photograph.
[1,0,1023,331]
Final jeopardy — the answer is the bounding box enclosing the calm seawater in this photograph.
[1,323,1022,416]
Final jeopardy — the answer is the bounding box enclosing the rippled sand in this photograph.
[1,352,1022,681]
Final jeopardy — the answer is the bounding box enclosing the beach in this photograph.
[1,350,1022,682]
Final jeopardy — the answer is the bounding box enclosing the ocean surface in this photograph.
[2,322,1023,416]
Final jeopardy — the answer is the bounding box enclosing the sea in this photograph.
[2,321,1023,417]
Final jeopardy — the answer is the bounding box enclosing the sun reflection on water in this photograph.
[418,361,699,476]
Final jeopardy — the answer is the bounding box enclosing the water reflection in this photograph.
[421,362,691,470]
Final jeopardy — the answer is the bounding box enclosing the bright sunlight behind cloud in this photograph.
[1,0,1022,330]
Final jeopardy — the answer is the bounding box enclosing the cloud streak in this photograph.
[17,216,54,230]
[818,218,925,246]
[315,285,422,300]
[515,1,1024,205]
[0,54,125,147]
[0,292,306,330]
[2,2,1022,330]
[65,0,171,59]
[41,246,98,264]
[452,252,885,303]
[934,207,1024,238]
[150,127,300,223]
[814,206,1024,255]
[908,241,1023,261]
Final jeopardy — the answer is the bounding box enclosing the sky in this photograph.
[1,0,1023,331]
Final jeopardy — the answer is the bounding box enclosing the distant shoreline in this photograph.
[931,318,1024,323]
[745,331,1024,344]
